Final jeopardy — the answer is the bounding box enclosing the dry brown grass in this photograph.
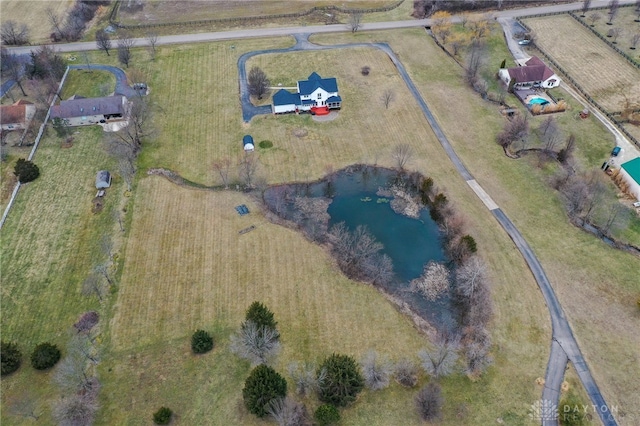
[0,0,75,44]
[523,14,640,112]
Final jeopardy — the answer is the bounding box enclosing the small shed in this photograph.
[620,157,640,201]
[95,170,112,189]
[243,135,255,152]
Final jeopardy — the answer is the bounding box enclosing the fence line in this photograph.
[109,0,405,30]
[0,66,70,230]
[516,18,640,150]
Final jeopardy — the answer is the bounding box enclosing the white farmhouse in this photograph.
[272,72,341,115]
[498,57,561,90]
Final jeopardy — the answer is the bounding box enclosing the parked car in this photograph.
[633,201,640,208]
[611,146,621,156]
[518,39,531,45]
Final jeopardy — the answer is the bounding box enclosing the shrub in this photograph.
[244,301,278,334]
[31,342,61,370]
[461,235,477,254]
[361,350,392,390]
[259,140,273,149]
[13,159,40,183]
[361,66,371,75]
[231,321,281,365]
[1,341,22,376]
[153,406,173,425]
[266,397,311,426]
[559,392,587,426]
[317,354,364,407]
[314,404,340,426]
[74,311,99,333]
[243,364,287,417]
[394,358,419,387]
[191,329,214,354]
[415,382,443,421]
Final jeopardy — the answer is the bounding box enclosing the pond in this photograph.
[265,165,458,332]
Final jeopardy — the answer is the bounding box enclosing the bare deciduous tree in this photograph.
[1,50,27,96]
[94,263,113,287]
[462,325,492,376]
[288,362,325,397]
[52,395,98,426]
[455,256,487,301]
[581,0,592,16]
[349,12,363,32]
[381,89,395,109]
[8,396,40,421]
[46,7,65,41]
[361,350,392,390]
[415,382,443,421]
[74,311,99,334]
[392,144,413,170]
[411,261,450,301]
[95,29,112,56]
[607,0,619,24]
[117,33,135,68]
[248,66,269,100]
[631,32,640,49]
[230,321,281,366]
[238,152,259,188]
[588,12,602,26]
[293,196,331,241]
[600,203,630,236]
[146,32,158,59]
[418,336,459,379]
[81,274,106,301]
[608,27,623,43]
[539,116,562,153]
[557,134,576,164]
[54,339,98,395]
[465,40,484,86]
[213,157,232,189]
[1,20,30,45]
[394,358,419,387]
[113,95,153,155]
[496,113,529,151]
[432,11,452,44]
[266,397,311,426]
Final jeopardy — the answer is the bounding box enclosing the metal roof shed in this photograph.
[96,170,112,189]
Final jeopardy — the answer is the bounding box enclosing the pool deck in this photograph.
[513,88,554,109]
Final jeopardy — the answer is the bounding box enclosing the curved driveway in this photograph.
[69,64,138,97]
[239,33,618,425]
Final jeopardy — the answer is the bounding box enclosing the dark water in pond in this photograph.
[306,166,458,332]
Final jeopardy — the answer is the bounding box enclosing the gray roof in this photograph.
[96,170,111,188]
[51,96,126,119]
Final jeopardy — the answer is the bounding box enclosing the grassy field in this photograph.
[575,5,640,62]
[0,0,74,44]
[59,69,116,100]
[522,14,640,112]
[2,23,639,426]
[312,27,640,423]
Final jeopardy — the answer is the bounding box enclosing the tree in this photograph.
[74,311,99,334]
[1,341,22,376]
[243,364,287,417]
[52,395,98,426]
[496,113,529,152]
[462,325,492,376]
[52,117,71,138]
[607,0,619,24]
[418,336,459,379]
[96,29,112,56]
[361,350,392,390]
[415,382,443,421]
[581,0,592,17]
[153,407,173,425]
[468,15,490,40]
[266,397,310,426]
[113,95,153,156]
[117,33,135,68]
[636,0,640,21]
[630,32,640,49]
[31,342,61,370]
[349,12,363,32]
[607,27,622,43]
[381,89,394,109]
[7,395,40,421]
[314,404,340,426]
[1,20,30,45]
[588,12,602,26]
[231,321,281,365]
[244,301,278,332]
[394,358,419,387]
[317,353,364,407]
[147,32,159,60]
[288,361,325,397]
[449,32,468,56]
[248,66,269,100]
[465,40,484,86]
[432,11,452,44]
[191,329,214,354]
[213,157,232,188]
[53,339,98,395]
[27,45,66,81]
[1,50,27,97]
[46,7,65,41]
[539,116,562,153]
[13,159,40,183]
[238,151,260,188]
[455,256,488,301]
[557,134,576,164]
[392,143,413,169]
[411,261,451,301]
[81,273,107,301]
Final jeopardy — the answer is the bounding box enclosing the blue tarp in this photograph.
[235,205,250,215]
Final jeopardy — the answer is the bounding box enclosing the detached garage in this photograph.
[620,157,640,201]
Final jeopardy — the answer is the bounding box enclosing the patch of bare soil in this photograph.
[92,197,104,214]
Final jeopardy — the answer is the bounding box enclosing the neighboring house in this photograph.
[272,72,342,115]
[498,57,561,90]
[95,170,112,189]
[51,95,128,127]
[243,135,255,152]
[0,100,36,131]
[619,157,640,201]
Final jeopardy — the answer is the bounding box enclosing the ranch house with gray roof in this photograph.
[51,95,128,127]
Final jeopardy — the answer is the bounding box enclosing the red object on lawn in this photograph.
[311,106,330,115]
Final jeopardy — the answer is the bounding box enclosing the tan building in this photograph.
[0,100,36,131]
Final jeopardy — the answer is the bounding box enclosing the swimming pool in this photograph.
[529,97,549,106]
